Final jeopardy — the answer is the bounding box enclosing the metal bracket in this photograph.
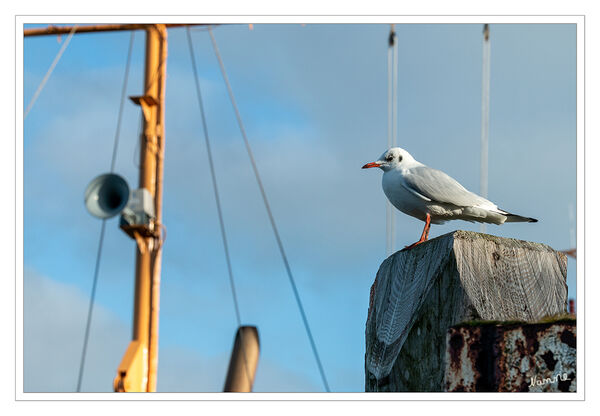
[114,340,148,392]
[121,223,159,239]
[120,225,161,255]
[129,95,158,123]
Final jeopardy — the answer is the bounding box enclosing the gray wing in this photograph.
[402,166,492,207]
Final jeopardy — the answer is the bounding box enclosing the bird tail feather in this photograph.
[503,212,538,223]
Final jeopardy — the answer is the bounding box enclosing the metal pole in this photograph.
[23,21,176,393]
[480,24,491,233]
[223,326,260,392]
[133,24,164,392]
[147,24,168,393]
[134,21,161,367]
[390,25,398,254]
[23,23,209,37]
[386,25,395,257]
[114,24,166,392]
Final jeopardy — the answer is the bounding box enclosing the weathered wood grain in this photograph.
[365,230,568,392]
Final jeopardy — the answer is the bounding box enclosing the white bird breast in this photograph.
[382,170,432,222]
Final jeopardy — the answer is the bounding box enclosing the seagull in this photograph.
[362,147,537,250]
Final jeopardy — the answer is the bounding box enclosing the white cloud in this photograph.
[23,267,323,392]
[24,267,130,392]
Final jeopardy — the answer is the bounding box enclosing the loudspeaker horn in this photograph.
[84,173,130,219]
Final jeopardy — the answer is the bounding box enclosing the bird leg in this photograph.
[402,213,431,251]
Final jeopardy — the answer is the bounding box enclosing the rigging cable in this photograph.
[386,25,398,256]
[24,25,78,119]
[370,24,402,392]
[76,31,135,392]
[185,27,253,388]
[480,24,491,233]
[386,28,393,256]
[208,27,331,392]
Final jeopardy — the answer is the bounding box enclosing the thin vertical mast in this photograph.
[386,25,398,255]
[480,24,491,233]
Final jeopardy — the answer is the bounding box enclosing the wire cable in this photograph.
[390,26,398,252]
[386,25,398,256]
[76,220,106,392]
[186,28,253,389]
[480,24,491,233]
[208,27,331,392]
[110,31,136,172]
[378,25,399,391]
[24,25,78,119]
[76,31,135,392]
[386,28,393,257]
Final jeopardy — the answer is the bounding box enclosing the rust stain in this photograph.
[521,324,541,355]
[514,337,526,356]
[474,325,499,392]
[445,322,576,392]
[558,371,574,392]
[560,329,576,349]
[541,350,557,371]
[448,330,464,370]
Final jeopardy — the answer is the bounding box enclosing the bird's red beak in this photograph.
[362,162,381,169]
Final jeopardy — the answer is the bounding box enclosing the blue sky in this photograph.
[23,23,576,392]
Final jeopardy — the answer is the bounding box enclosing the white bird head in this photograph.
[362,147,418,172]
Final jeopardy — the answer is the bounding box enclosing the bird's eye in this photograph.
[398,155,403,162]
[386,155,393,161]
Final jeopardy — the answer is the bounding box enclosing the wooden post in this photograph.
[224,326,260,392]
[365,230,568,392]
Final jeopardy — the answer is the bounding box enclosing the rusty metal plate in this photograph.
[445,319,576,392]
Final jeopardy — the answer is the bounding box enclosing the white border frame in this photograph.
[16,14,584,401]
